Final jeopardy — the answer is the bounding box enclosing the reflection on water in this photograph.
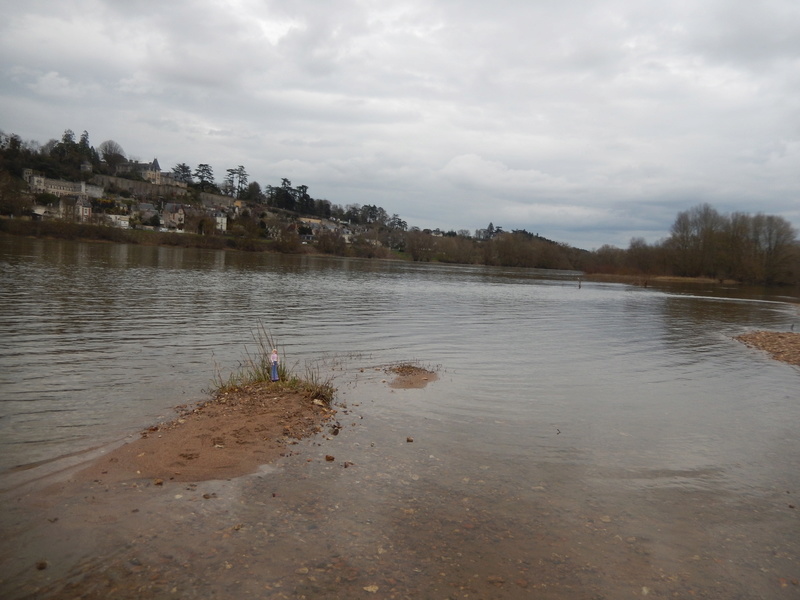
[1,235,799,598]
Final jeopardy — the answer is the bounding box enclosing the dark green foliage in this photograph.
[36,192,60,206]
[172,163,192,184]
[193,164,215,192]
[0,172,32,216]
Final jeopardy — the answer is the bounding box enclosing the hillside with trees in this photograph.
[1,128,798,286]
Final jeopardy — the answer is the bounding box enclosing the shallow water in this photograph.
[1,235,799,598]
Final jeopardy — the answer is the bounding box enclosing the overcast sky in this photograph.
[1,0,798,249]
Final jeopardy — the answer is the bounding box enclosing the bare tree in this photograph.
[98,140,126,168]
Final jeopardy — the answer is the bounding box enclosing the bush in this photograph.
[212,325,336,405]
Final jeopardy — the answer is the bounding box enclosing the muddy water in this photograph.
[1,235,799,599]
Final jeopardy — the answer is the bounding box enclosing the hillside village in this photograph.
[1,128,481,260]
[20,158,355,244]
[2,128,514,262]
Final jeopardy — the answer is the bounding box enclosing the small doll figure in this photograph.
[270,349,279,382]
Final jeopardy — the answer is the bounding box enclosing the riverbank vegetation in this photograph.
[56,329,340,486]
[589,204,799,286]
[5,200,798,287]
[0,216,280,253]
[2,128,798,286]
[212,327,336,406]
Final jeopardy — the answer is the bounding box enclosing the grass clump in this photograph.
[212,325,336,405]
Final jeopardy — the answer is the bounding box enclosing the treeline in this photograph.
[390,227,584,269]
[584,204,799,285]
[253,201,798,286]
[0,129,122,182]
[302,205,798,285]
[1,129,798,285]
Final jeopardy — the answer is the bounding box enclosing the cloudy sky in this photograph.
[1,0,798,249]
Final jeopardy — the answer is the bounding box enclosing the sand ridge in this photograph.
[73,382,338,485]
[735,330,800,367]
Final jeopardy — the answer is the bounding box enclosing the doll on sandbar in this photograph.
[270,348,279,381]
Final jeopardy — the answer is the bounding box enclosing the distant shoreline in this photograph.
[0,216,281,253]
[3,219,800,295]
[583,272,741,286]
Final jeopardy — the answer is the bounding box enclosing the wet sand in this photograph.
[64,366,435,486]
[72,383,337,485]
[1,354,796,599]
[0,366,437,599]
[735,330,800,367]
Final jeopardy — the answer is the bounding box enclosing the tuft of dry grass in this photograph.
[212,324,336,405]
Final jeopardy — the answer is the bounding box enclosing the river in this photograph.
[1,234,798,599]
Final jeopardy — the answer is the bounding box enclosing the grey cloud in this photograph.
[1,0,798,249]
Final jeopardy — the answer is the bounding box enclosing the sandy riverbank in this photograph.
[735,330,800,367]
[56,331,794,494]
[70,364,436,486]
[0,365,437,599]
[6,342,797,599]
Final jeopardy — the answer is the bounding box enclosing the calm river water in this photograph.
[1,234,799,599]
